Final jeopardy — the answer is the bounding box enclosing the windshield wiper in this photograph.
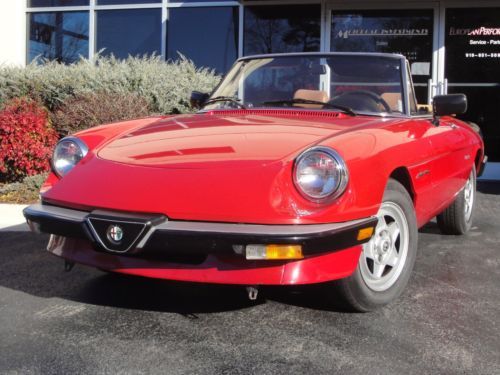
[203,96,247,109]
[262,99,356,116]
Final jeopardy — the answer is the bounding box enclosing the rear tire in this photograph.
[437,166,476,235]
[331,179,418,312]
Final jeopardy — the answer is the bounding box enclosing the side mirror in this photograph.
[433,94,467,116]
[432,94,467,126]
[190,91,209,109]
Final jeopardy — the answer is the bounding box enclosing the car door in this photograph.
[424,117,473,211]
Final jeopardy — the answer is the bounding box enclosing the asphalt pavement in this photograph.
[0,183,499,374]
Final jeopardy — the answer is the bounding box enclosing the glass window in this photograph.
[244,5,321,55]
[406,63,418,115]
[28,0,89,6]
[96,9,161,59]
[169,0,234,2]
[207,55,405,115]
[28,11,89,64]
[331,9,433,105]
[445,7,500,162]
[445,8,500,83]
[167,7,238,74]
[97,0,160,4]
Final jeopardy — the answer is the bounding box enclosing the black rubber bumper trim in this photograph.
[23,203,377,256]
[146,219,378,254]
[23,204,89,239]
[477,155,488,178]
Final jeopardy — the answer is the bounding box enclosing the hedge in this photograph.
[0,98,58,182]
[0,54,221,115]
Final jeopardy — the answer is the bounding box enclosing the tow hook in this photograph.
[246,286,259,301]
[64,260,75,272]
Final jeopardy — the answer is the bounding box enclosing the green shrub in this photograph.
[50,91,151,135]
[0,54,220,115]
[0,173,47,203]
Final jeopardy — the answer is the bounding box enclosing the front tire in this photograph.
[332,179,418,312]
[437,166,476,235]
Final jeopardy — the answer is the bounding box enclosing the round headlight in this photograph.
[51,137,88,177]
[294,146,348,202]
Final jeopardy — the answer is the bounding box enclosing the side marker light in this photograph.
[357,227,374,241]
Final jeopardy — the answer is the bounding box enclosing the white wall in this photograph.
[0,0,26,66]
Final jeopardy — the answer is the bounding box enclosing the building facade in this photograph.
[0,0,499,178]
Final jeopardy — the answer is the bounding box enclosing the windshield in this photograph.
[204,54,406,115]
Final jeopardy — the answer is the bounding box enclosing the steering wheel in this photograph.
[329,90,392,113]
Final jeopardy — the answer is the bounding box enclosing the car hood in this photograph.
[44,110,390,223]
[97,110,381,168]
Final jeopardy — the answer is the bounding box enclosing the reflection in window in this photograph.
[169,0,233,2]
[445,8,500,83]
[97,0,160,4]
[167,7,238,74]
[244,5,321,55]
[96,9,161,59]
[449,87,500,161]
[446,8,500,162]
[28,12,89,64]
[29,0,89,6]
[331,9,433,104]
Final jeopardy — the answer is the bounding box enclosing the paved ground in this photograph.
[0,183,499,374]
[0,204,28,231]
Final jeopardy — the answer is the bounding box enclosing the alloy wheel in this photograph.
[359,202,410,292]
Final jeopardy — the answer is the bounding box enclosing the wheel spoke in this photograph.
[363,244,374,260]
[386,247,399,267]
[377,215,388,232]
[388,222,400,243]
[373,263,385,279]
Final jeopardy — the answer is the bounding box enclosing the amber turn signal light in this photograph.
[246,244,304,260]
[357,227,374,241]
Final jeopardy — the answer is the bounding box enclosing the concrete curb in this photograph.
[0,204,29,231]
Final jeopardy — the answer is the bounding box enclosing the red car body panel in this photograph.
[42,110,482,227]
[37,108,483,285]
[47,236,362,285]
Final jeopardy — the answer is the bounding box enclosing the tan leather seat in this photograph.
[380,92,402,112]
[417,104,433,113]
[293,89,329,109]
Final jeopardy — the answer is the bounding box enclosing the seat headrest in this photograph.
[293,89,329,108]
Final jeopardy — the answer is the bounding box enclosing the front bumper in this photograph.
[24,203,377,285]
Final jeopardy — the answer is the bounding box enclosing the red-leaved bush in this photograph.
[0,98,58,182]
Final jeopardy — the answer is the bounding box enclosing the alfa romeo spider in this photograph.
[24,53,486,311]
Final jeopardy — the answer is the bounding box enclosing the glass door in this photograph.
[445,7,500,164]
[329,8,436,105]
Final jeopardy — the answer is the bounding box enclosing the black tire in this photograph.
[331,179,418,312]
[437,166,476,235]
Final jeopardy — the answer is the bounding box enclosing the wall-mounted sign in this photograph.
[445,7,500,164]
[445,8,500,81]
[331,9,433,67]
[330,9,434,104]
[335,28,429,39]
[449,27,500,36]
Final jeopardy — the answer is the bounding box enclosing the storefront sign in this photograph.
[449,27,500,36]
[335,28,429,39]
[447,23,500,60]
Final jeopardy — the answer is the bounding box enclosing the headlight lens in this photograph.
[51,137,89,177]
[294,146,348,202]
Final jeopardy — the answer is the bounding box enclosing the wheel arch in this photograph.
[474,147,484,177]
[388,167,415,205]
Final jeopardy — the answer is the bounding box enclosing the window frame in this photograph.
[26,0,240,64]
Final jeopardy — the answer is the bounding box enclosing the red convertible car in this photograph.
[24,53,486,311]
